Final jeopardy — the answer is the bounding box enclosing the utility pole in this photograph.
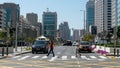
[15,22,18,51]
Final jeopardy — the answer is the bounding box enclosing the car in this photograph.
[32,40,49,54]
[72,42,79,46]
[63,40,72,46]
[78,41,92,53]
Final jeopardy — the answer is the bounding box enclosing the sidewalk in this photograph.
[0,46,31,59]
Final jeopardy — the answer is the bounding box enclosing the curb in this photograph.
[0,51,31,59]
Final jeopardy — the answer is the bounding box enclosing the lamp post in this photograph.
[80,10,86,34]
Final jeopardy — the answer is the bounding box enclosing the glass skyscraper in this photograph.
[42,11,57,40]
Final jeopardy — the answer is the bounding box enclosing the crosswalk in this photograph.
[11,55,109,61]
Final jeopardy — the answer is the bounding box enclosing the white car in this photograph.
[72,42,79,46]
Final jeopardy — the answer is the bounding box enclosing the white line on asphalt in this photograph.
[18,56,30,60]
[48,56,58,62]
[99,56,107,59]
[62,56,67,60]
[41,56,48,59]
[13,56,21,59]
[90,56,97,59]
[32,56,40,59]
[81,56,91,60]
[71,56,76,59]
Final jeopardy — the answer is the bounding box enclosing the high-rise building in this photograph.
[26,13,38,26]
[0,9,6,30]
[86,0,95,34]
[0,3,20,29]
[59,22,70,41]
[42,11,57,40]
[73,29,80,42]
[95,0,112,33]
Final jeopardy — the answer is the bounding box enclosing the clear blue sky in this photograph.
[0,0,88,30]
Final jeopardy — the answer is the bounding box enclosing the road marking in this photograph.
[18,56,30,60]
[41,56,48,59]
[49,56,58,62]
[71,56,76,59]
[32,56,40,59]
[62,56,67,60]
[57,52,61,54]
[99,56,107,59]
[90,56,97,59]
[13,56,21,59]
[81,56,91,60]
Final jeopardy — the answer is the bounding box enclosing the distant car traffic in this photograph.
[78,41,92,53]
[72,42,79,46]
[32,40,49,54]
[63,40,72,46]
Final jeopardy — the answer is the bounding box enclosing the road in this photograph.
[0,46,120,68]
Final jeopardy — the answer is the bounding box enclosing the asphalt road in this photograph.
[0,46,120,68]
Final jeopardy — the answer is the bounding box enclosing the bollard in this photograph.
[114,48,116,56]
[117,49,119,57]
[2,47,4,56]
[6,46,8,56]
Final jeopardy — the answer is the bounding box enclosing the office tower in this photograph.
[0,3,20,29]
[95,0,112,33]
[73,29,80,42]
[26,13,38,26]
[59,22,70,41]
[0,9,6,29]
[42,11,57,40]
[86,0,95,34]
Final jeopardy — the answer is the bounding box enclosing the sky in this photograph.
[0,0,88,30]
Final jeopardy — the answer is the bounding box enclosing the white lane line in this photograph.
[99,56,107,59]
[71,56,76,59]
[81,56,91,60]
[49,56,58,62]
[32,56,40,59]
[18,56,30,60]
[13,56,21,59]
[62,56,67,60]
[90,56,97,59]
[41,56,48,59]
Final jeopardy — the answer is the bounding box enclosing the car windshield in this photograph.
[80,42,90,45]
[34,41,47,46]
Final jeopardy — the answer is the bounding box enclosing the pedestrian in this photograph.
[76,44,82,57]
[47,40,55,57]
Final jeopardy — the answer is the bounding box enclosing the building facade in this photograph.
[0,3,20,29]
[59,22,70,41]
[86,0,95,34]
[26,13,38,26]
[95,0,112,33]
[73,29,80,42]
[0,9,6,30]
[42,11,57,40]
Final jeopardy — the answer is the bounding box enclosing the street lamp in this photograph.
[80,10,86,34]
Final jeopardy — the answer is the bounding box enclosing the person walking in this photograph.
[47,40,55,57]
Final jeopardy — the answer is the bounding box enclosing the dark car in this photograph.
[32,40,49,54]
[79,41,92,52]
[63,40,72,46]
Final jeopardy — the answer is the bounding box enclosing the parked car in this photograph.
[78,41,92,52]
[32,40,49,54]
[72,41,79,46]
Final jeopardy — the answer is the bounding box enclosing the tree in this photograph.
[117,26,120,38]
[83,34,94,42]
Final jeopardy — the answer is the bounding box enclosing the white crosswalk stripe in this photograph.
[61,56,67,60]
[18,56,30,60]
[12,55,108,61]
[32,56,40,59]
[90,56,97,59]
[71,56,76,59]
[99,56,107,59]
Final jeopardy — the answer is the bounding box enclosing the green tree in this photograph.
[117,26,120,38]
[0,31,7,40]
[25,37,35,44]
[83,34,94,42]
